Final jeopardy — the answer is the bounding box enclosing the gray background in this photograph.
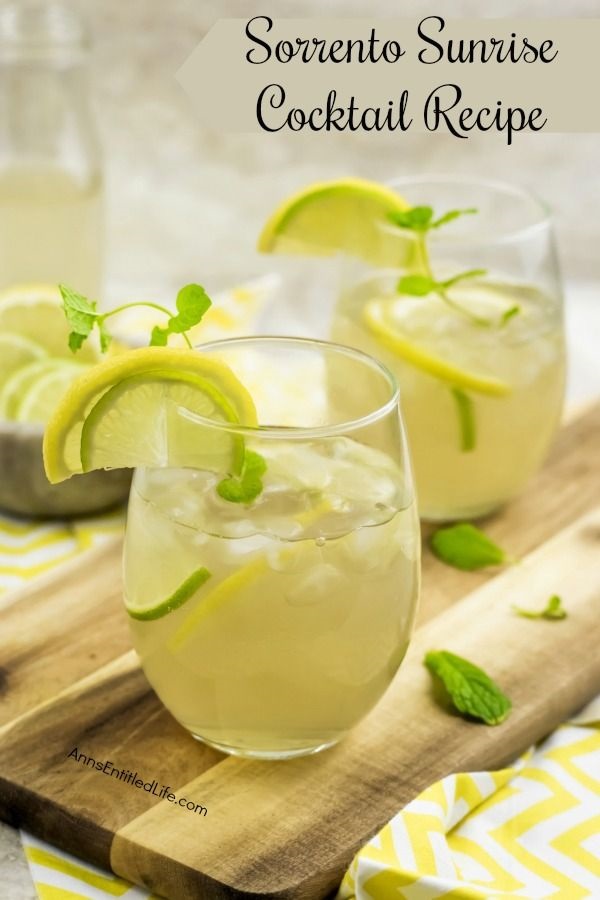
[2,0,599,895]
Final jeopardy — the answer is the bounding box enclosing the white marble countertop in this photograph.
[2,0,599,895]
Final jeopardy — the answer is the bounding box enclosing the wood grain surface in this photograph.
[1,403,599,899]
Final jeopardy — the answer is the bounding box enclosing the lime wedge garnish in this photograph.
[363,298,511,397]
[43,347,258,483]
[126,566,211,621]
[258,177,412,265]
[79,370,246,473]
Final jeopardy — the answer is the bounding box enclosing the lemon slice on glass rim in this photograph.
[257,177,411,265]
[43,347,258,484]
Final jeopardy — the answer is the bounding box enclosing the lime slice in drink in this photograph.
[363,297,511,397]
[0,332,47,390]
[43,347,258,483]
[0,283,101,362]
[15,360,90,424]
[257,178,411,265]
[127,566,212,621]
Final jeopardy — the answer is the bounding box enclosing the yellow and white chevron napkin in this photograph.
[339,703,600,899]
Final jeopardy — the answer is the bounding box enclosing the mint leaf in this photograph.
[388,206,434,232]
[147,284,211,347]
[513,594,566,621]
[68,331,87,352]
[150,325,169,347]
[397,274,436,296]
[451,389,476,452]
[389,206,477,234]
[431,208,477,229]
[60,284,98,353]
[217,450,266,503]
[501,305,520,325]
[425,650,512,725]
[168,284,212,334]
[431,523,509,571]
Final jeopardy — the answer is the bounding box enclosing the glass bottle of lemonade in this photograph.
[330,177,565,520]
[0,1,103,298]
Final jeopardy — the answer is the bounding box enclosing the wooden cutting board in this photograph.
[1,402,600,900]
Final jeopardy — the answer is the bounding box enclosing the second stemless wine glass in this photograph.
[124,337,420,760]
[332,175,566,520]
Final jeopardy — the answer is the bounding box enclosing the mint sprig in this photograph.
[513,594,566,621]
[389,205,519,328]
[217,449,266,504]
[431,523,511,571]
[389,206,512,454]
[425,650,512,725]
[59,283,212,354]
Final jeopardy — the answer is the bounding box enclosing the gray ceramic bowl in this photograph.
[0,421,132,518]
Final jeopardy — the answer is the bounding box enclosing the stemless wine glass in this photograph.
[332,175,566,521]
[124,337,420,760]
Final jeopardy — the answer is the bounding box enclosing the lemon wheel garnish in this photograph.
[258,177,411,265]
[15,360,89,424]
[363,298,511,397]
[43,347,258,483]
[0,332,47,387]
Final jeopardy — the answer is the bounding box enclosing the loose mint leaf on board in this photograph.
[430,523,509,571]
[397,274,436,296]
[513,594,567,621]
[425,650,512,725]
[217,450,267,504]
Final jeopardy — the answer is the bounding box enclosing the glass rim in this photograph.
[179,335,401,441]
[383,173,552,246]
